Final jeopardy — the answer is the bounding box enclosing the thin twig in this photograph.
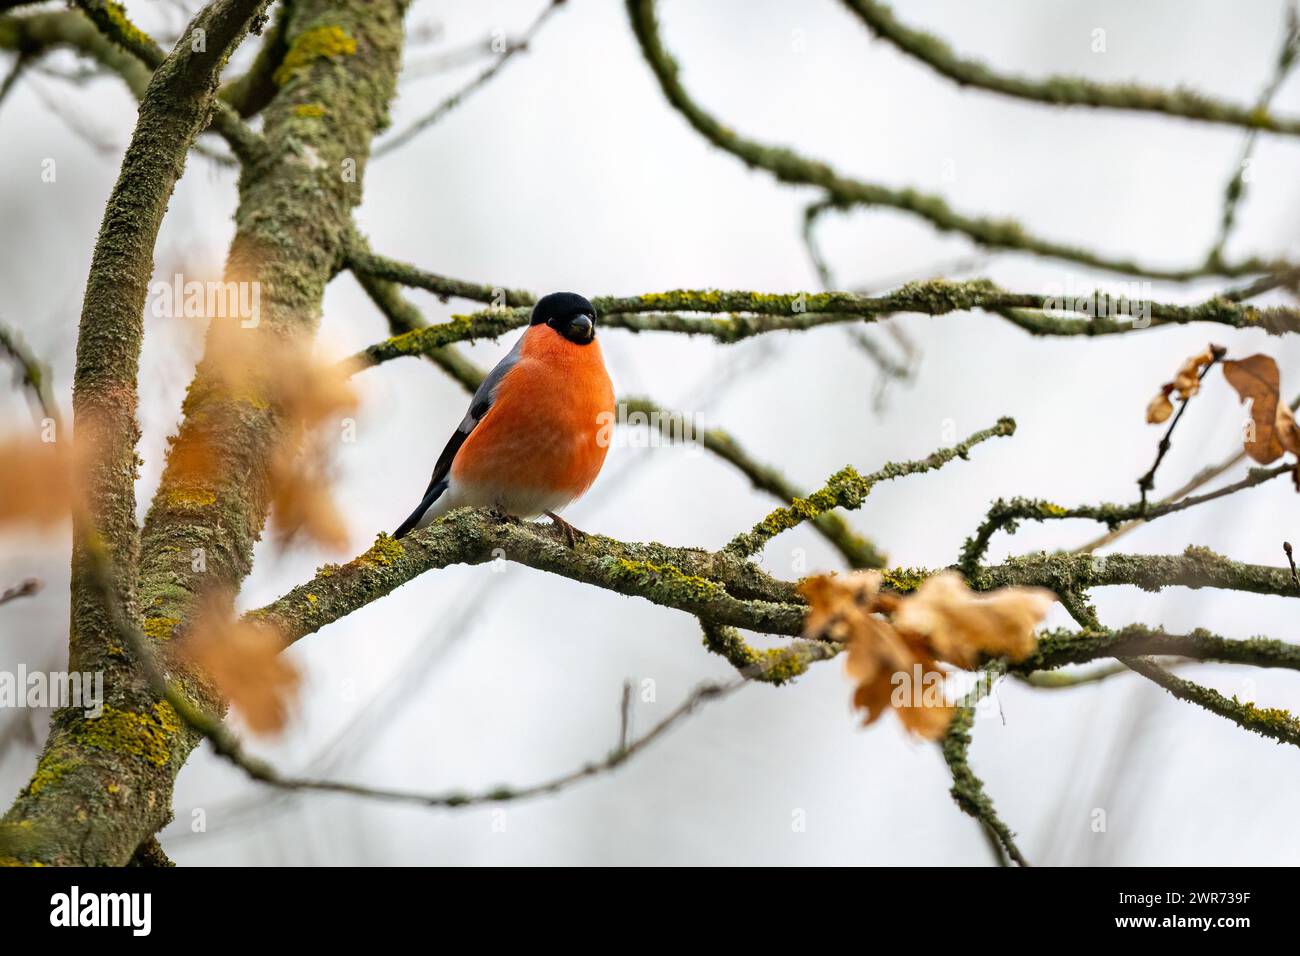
[841,0,1300,138]
[1137,346,1226,509]
[626,0,1291,281]
[942,664,1029,866]
[618,679,633,753]
[1077,390,1300,553]
[0,578,40,606]
[961,460,1292,572]
[0,49,29,112]
[0,320,60,427]
[1206,2,1300,267]
[374,0,567,157]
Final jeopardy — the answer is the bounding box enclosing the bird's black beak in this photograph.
[567,314,595,342]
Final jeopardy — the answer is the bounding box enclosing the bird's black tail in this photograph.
[393,479,448,539]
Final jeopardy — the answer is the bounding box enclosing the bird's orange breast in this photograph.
[450,324,615,500]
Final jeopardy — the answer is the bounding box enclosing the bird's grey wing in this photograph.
[393,335,525,538]
[422,333,525,495]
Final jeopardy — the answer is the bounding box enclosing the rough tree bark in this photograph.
[2,0,407,867]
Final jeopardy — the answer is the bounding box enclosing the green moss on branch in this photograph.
[726,417,1015,558]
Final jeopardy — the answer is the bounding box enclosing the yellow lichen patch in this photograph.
[638,290,723,308]
[142,617,180,641]
[754,646,811,685]
[610,558,722,602]
[306,593,318,604]
[293,103,328,118]
[166,487,217,508]
[103,1,152,50]
[27,752,79,797]
[77,702,181,767]
[358,532,404,567]
[879,568,926,593]
[274,25,357,86]
[234,391,271,411]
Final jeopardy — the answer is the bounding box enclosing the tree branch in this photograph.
[250,511,807,646]
[942,666,1029,866]
[960,462,1293,573]
[374,0,567,158]
[3,0,407,868]
[841,0,1300,137]
[1124,655,1300,748]
[624,0,1288,281]
[726,417,1016,558]
[343,278,1300,370]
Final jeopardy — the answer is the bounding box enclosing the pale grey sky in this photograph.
[2,0,1299,864]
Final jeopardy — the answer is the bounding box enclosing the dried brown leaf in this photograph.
[1277,404,1300,458]
[204,331,359,550]
[1146,390,1173,424]
[1171,347,1215,400]
[185,614,300,735]
[802,570,1055,740]
[801,571,955,740]
[0,438,76,527]
[893,571,1055,669]
[1222,354,1284,463]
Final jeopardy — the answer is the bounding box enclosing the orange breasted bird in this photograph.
[394,292,615,541]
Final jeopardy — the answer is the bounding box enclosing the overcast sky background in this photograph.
[3,0,1300,865]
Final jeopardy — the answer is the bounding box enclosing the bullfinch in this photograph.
[394,292,616,542]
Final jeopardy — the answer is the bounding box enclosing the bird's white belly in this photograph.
[413,476,577,529]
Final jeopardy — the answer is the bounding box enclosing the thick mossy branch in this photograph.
[71,0,166,66]
[1023,624,1300,673]
[67,0,269,673]
[843,0,1300,137]
[72,0,263,160]
[251,527,1300,659]
[138,0,406,653]
[5,0,408,868]
[726,418,1015,558]
[624,0,1286,282]
[5,0,269,868]
[251,512,808,645]
[973,546,1297,600]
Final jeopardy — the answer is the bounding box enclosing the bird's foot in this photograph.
[545,511,584,548]
[487,507,521,525]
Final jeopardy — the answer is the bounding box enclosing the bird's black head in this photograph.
[531,291,597,345]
